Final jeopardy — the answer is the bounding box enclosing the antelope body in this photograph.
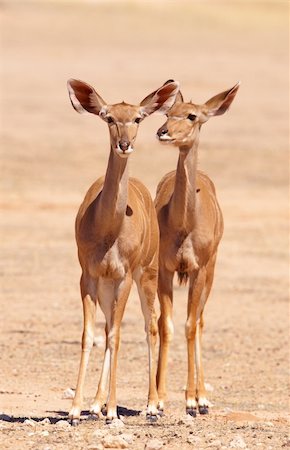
[67,79,179,424]
[155,82,240,415]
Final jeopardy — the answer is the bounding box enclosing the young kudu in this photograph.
[155,82,240,416]
[67,79,179,425]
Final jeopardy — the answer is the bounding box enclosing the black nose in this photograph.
[119,140,130,151]
[157,126,168,137]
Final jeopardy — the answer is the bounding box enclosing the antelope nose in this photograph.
[119,140,130,151]
[157,126,168,137]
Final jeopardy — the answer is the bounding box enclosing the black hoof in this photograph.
[186,407,197,417]
[88,413,99,421]
[105,418,112,425]
[101,405,107,416]
[71,418,80,427]
[146,413,158,423]
[199,405,209,415]
[157,409,164,417]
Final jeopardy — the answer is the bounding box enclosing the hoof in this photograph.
[105,417,112,425]
[146,413,158,423]
[199,405,209,415]
[186,407,197,417]
[88,413,100,421]
[71,418,80,427]
[157,408,164,417]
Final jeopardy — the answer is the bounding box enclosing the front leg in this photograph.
[136,265,159,421]
[98,275,132,423]
[185,269,206,417]
[156,267,174,414]
[69,287,96,425]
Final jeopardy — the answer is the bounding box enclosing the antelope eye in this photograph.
[107,116,114,124]
[187,114,197,121]
[135,117,142,124]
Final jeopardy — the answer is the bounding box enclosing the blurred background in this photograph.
[0,0,289,444]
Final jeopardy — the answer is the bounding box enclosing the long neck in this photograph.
[169,137,199,230]
[96,147,129,236]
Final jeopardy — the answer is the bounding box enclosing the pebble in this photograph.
[120,433,134,444]
[108,418,125,429]
[145,438,164,450]
[56,419,71,429]
[229,434,247,448]
[102,435,129,448]
[24,419,37,427]
[41,430,50,437]
[62,388,75,399]
[40,418,51,425]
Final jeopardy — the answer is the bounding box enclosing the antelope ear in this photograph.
[140,80,180,116]
[162,79,184,104]
[204,82,240,117]
[67,79,107,115]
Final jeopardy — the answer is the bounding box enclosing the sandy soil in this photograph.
[0,1,289,449]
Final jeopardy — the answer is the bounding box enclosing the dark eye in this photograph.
[107,116,114,124]
[135,117,142,124]
[187,114,197,121]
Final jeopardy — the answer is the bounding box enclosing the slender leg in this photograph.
[185,268,206,417]
[195,253,217,414]
[98,274,132,423]
[69,276,96,425]
[136,265,159,421]
[90,324,110,417]
[156,266,174,413]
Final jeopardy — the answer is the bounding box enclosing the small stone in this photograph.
[56,419,71,428]
[120,433,134,444]
[145,438,164,450]
[264,421,274,427]
[62,388,75,399]
[40,418,50,425]
[229,434,247,448]
[24,419,37,427]
[102,435,128,448]
[108,418,125,429]
[41,430,50,436]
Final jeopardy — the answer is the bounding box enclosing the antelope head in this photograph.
[67,79,180,158]
[157,82,240,150]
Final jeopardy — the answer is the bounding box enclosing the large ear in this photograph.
[204,82,240,117]
[140,80,180,116]
[67,79,107,115]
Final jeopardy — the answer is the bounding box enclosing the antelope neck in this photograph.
[169,141,199,231]
[96,147,129,236]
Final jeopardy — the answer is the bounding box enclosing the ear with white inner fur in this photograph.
[140,81,180,116]
[204,82,240,117]
[67,79,107,115]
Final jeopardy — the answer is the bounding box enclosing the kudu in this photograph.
[67,78,179,424]
[155,82,240,416]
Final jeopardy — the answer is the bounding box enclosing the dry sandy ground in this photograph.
[0,1,289,449]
